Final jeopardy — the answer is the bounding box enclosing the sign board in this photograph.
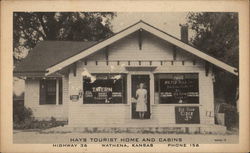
[175,106,200,124]
[70,95,79,102]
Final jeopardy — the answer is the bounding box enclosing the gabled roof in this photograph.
[14,20,238,76]
[45,20,238,76]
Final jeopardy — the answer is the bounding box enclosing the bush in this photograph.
[13,106,33,122]
[13,106,34,129]
[225,111,239,130]
[26,118,67,129]
[215,103,239,130]
[13,105,67,130]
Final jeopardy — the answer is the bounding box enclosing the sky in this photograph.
[13,12,190,96]
[111,12,189,39]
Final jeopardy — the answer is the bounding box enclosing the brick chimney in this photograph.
[180,24,189,43]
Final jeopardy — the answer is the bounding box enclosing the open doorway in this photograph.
[131,75,150,119]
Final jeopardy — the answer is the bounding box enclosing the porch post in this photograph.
[127,73,131,105]
[56,79,59,105]
[127,73,132,119]
[150,73,154,105]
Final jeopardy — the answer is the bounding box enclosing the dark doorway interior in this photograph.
[131,75,150,119]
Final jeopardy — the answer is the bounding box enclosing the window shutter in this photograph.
[39,79,46,105]
[59,79,63,105]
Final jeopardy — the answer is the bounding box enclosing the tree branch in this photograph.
[37,14,48,38]
[29,26,46,39]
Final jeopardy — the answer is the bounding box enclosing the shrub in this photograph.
[225,111,239,130]
[13,105,34,129]
[13,106,67,130]
[13,106,33,123]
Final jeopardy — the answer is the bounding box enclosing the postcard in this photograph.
[1,0,249,152]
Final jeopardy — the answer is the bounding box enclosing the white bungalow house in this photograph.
[14,20,238,133]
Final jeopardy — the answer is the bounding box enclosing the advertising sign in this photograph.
[159,74,199,104]
[175,106,200,124]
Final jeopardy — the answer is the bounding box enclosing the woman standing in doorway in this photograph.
[136,83,147,119]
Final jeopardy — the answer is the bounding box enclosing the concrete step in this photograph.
[42,124,226,134]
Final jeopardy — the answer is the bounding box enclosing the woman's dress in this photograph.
[136,89,147,112]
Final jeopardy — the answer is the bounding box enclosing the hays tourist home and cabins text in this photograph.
[13,12,239,142]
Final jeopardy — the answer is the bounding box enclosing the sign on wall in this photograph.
[159,73,199,104]
[175,106,200,124]
[70,95,79,102]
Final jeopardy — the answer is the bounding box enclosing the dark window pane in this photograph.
[83,74,126,104]
[157,73,199,104]
[39,80,46,105]
[59,79,63,105]
[154,74,159,92]
[46,80,56,104]
[39,79,58,105]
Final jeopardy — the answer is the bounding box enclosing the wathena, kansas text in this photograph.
[52,143,200,148]
[52,137,199,148]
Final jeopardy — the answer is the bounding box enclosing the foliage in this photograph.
[225,110,239,130]
[187,12,239,104]
[13,12,116,64]
[187,12,239,68]
[13,105,33,123]
[24,117,67,130]
[215,103,239,130]
[13,105,67,129]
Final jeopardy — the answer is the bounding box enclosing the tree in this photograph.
[187,12,239,104]
[13,12,116,64]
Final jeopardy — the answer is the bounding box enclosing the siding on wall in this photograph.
[108,32,174,61]
[24,77,68,121]
[69,104,130,126]
[84,49,106,61]
[199,69,215,124]
[62,74,69,118]
[83,31,201,62]
[85,30,176,61]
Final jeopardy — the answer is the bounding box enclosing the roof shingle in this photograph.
[14,41,96,76]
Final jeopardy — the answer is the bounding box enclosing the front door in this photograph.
[131,75,150,119]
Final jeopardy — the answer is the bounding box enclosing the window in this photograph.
[83,74,127,104]
[155,73,199,104]
[39,78,63,105]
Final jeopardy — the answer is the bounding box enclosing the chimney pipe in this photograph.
[180,24,189,43]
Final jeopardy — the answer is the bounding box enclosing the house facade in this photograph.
[14,21,238,133]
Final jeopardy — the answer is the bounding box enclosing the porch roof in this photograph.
[14,41,96,76]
